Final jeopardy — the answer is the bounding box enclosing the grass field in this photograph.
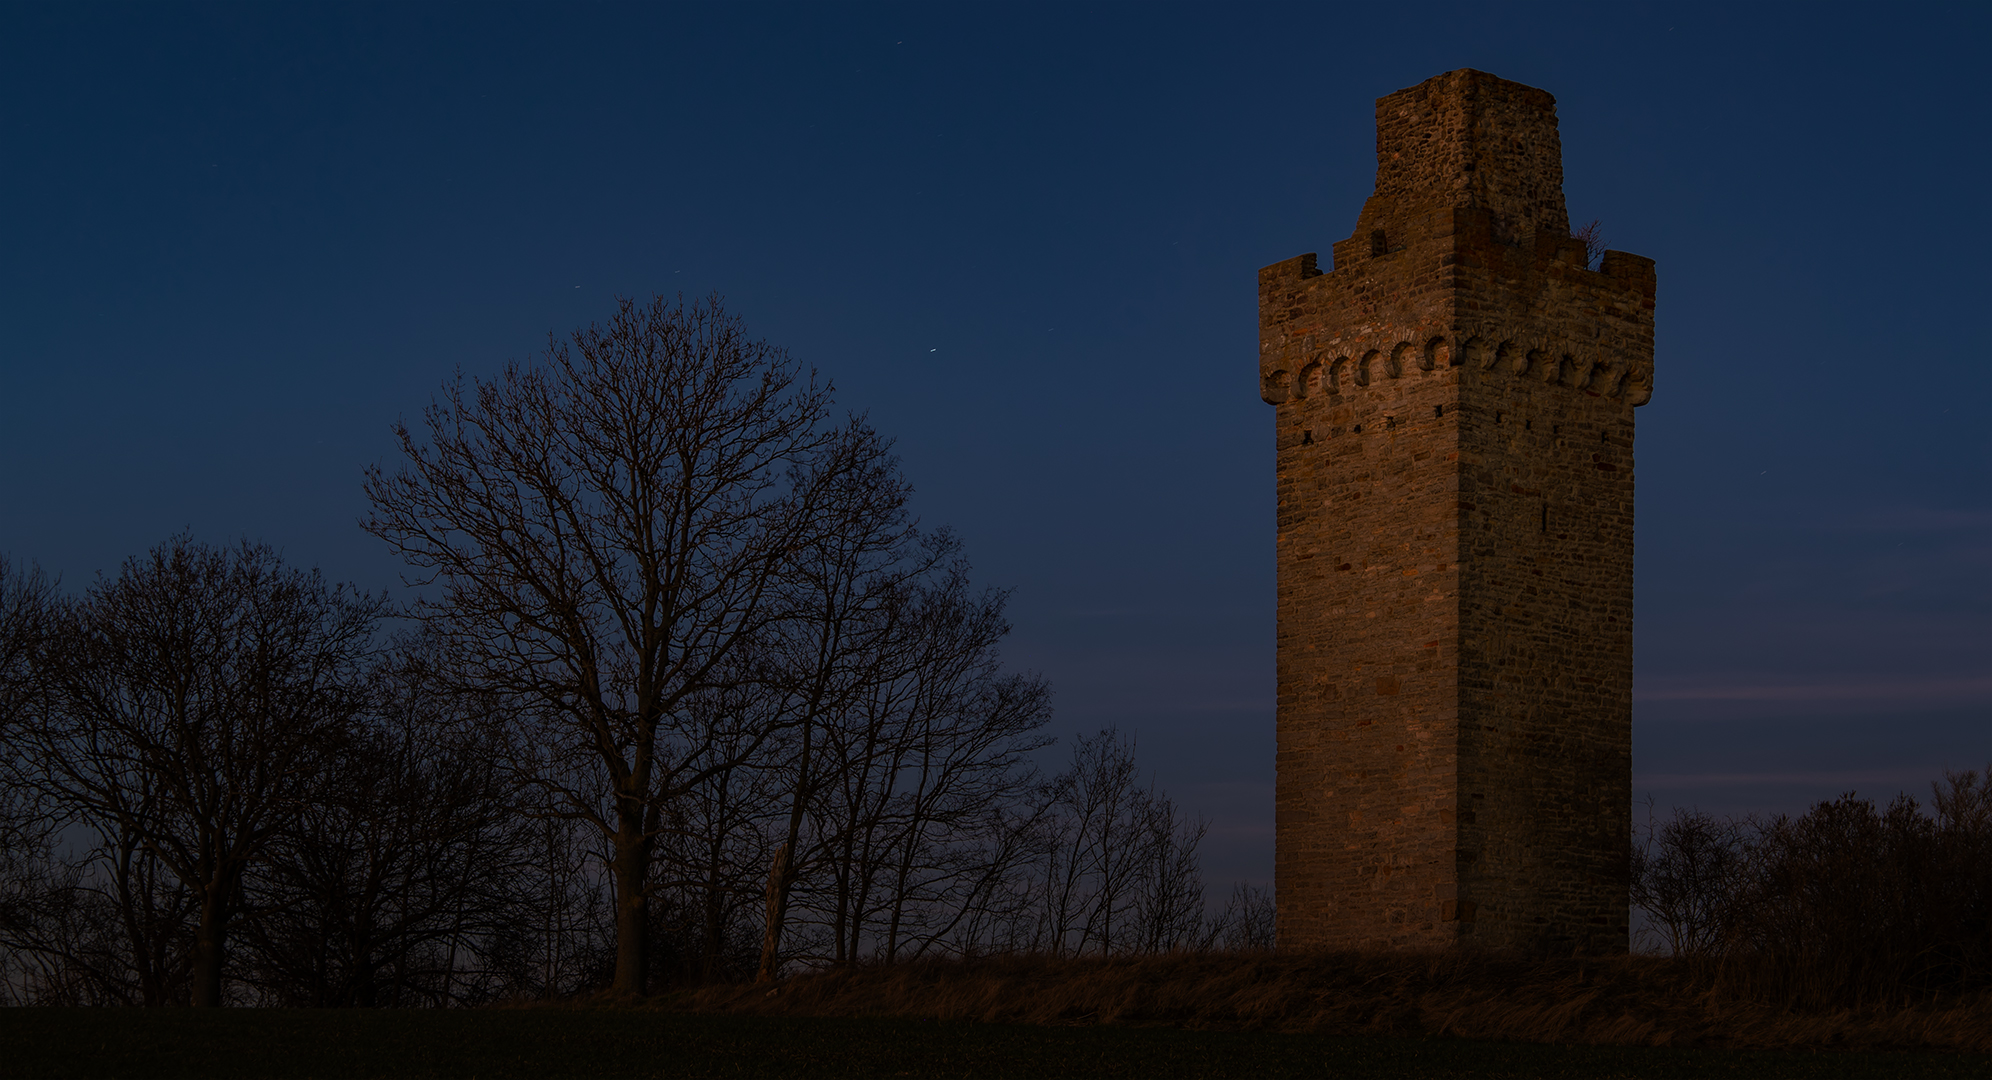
[681,952,1992,1054]
[5,1009,1992,1080]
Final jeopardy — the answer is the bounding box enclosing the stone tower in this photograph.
[1260,69,1654,955]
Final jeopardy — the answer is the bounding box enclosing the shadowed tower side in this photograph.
[1258,69,1656,954]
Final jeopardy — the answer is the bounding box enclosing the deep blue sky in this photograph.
[3,3,1987,886]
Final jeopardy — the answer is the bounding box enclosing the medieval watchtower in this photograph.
[1261,69,1655,955]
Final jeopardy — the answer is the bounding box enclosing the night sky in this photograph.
[3,3,1987,888]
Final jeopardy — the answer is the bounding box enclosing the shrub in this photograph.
[1632,767,1992,1006]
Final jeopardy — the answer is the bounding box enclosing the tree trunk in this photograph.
[761,704,815,984]
[352,912,377,1007]
[756,842,791,983]
[701,859,726,983]
[610,813,650,995]
[192,892,228,1007]
[700,771,733,983]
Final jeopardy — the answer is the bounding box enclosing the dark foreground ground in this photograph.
[4,1009,1991,1080]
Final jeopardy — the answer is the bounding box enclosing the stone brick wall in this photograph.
[1260,69,1655,955]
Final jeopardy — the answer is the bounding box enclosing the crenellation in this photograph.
[1264,69,1651,956]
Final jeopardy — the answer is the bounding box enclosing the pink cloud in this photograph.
[1635,677,1992,703]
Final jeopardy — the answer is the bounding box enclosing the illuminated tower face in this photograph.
[1259,69,1654,955]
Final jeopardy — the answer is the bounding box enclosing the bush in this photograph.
[1633,767,1992,1006]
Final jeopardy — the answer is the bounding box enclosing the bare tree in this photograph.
[0,555,53,735]
[1020,728,1209,957]
[1,556,200,1006]
[237,644,531,1007]
[16,537,385,1006]
[1209,882,1277,952]
[29,809,200,1006]
[364,294,845,994]
[0,557,58,994]
[1573,219,1606,270]
[1629,801,1749,959]
[749,425,945,979]
[661,673,783,984]
[4,531,1281,995]
[771,543,1051,971]
[493,808,615,1002]
[1128,791,1210,954]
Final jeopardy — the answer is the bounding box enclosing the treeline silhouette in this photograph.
[1632,773,1992,1006]
[0,296,1272,1007]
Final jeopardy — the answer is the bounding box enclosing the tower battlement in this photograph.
[1262,70,1653,955]
[1364,69,1569,245]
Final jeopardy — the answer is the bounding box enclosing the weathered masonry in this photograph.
[1260,69,1655,955]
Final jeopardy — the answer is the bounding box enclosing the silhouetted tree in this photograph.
[751,422,927,980]
[364,294,850,994]
[0,555,51,735]
[0,557,62,996]
[658,674,782,984]
[1574,219,1606,269]
[1730,776,1992,1003]
[1628,771,1992,1004]
[1629,802,1749,959]
[238,645,530,1006]
[1209,882,1277,952]
[770,543,1052,971]
[0,294,1248,1000]
[1014,728,1210,957]
[15,537,386,1006]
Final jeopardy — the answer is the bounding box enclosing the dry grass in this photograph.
[673,951,1992,1052]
